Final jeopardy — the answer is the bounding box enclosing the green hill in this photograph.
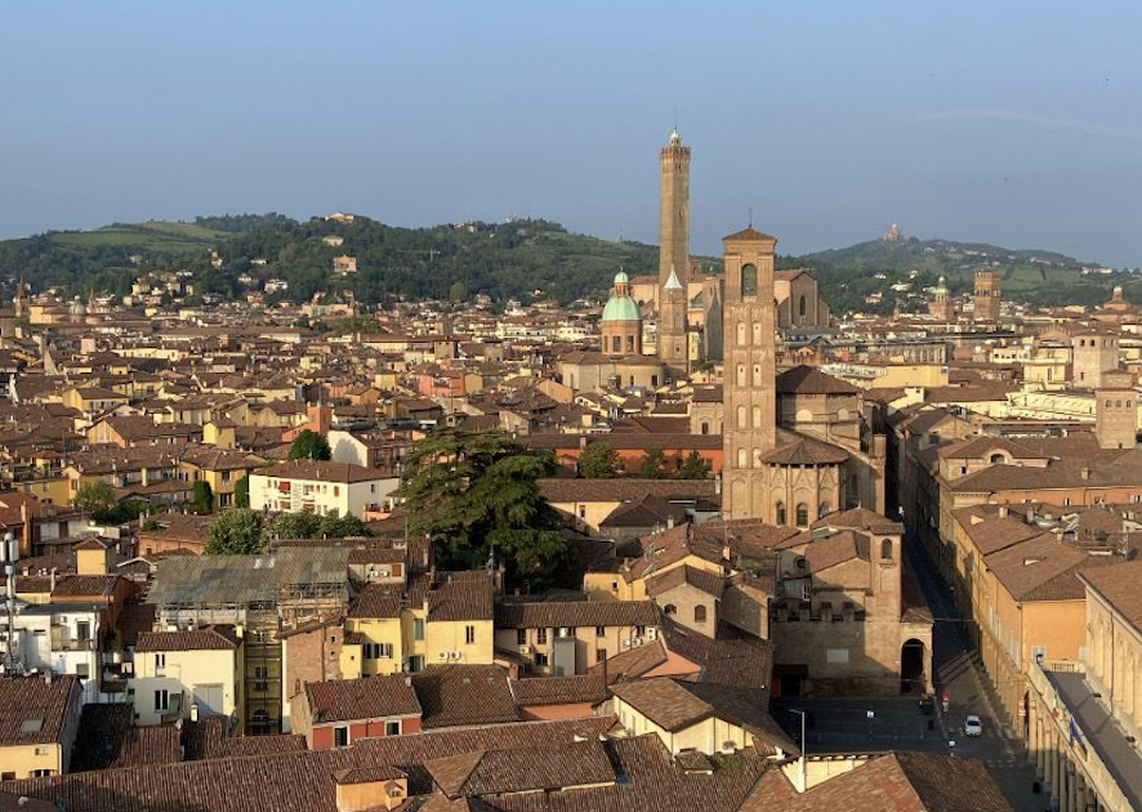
[785,236,1130,314]
[0,214,1132,313]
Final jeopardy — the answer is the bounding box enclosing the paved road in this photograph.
[902,533,1045,812]
[773,534,1047,812]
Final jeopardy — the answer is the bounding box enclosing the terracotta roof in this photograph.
[539,478,716,504]
[348,583,402,618]
[776,750,1014,812]
[1080,559,1142,631]
[307,675,422,724]
[776,365,861,395]
[589,639,672,685]
[610,677,793,755]
[510,674,608,707]
[136,624,242,653]
[255,459,386,483]
[494,600,658,629]
[50,574,122,598]
[0,675,81,747]
[4,717,622,812]
[761,434,848,466]
[70,703,182,772]
[645,564,725,600]
[723,226,778,243]
[412,665,519,729]
[426,739,615,799]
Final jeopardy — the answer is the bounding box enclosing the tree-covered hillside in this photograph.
[0,214,1133,314]
[788,236,1133,315]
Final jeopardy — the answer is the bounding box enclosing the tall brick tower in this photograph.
[721,226,778,520]
[973,271,1001,322]
[1095,370,1137,450]
[658,128,690,374]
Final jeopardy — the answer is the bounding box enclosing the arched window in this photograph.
[752,405,762,428]
[1117,401,1123,408]
[741,264,758,296]
[736,404,747,428]
[753,364,762,386]
[799,295,807,318]
[694,604,707,623]
[881,538,894,561]
[737,322,746,346]
[989,453,1005,464]
[612,336,621,352]
[736,365,746,387]
[664,603,677,616]
[737,448,747,467]
[775,501,786,525]
[752,322,762,345]
[700,421,709,435]
[818,502,831,519]
[795,503,809,527]
[752,448,762,468]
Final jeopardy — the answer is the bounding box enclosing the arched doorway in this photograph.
[901,639,926,694]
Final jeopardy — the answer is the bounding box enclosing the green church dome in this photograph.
[602,294,640,322]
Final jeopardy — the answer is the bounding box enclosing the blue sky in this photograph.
[1,1,1139,266]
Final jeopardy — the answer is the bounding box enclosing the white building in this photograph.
[130,626,244,727]
[248,460,397,517]
[3,602,103,704]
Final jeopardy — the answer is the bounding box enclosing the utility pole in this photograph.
[2,531,21,675]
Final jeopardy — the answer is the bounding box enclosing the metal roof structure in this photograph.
[149,547,350,608]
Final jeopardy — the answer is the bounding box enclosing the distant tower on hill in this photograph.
[928,276,955,323]
[1095,370,1137,450]
[600,271,642,357]
[658,128,690,376]
[973,271,1001,323]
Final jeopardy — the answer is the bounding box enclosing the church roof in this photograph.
[601,295,640,323]
[776,365,861,395]
[761,433,849,466]
[722,226,777,244]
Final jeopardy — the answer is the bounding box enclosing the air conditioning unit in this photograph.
[621,638,633,648]
[438,651,449,659]
[518,645,531,655]
[377,568,390,578]
[646,628,658,641]
[449,651,461,660]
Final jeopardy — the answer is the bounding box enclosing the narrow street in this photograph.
[774,533,1048,812]
[902,533,1046,812]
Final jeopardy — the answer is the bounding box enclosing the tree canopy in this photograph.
[578,440,620,478]
[288,429,331,461]
[676,451,711,480]
[192,481,214,514]
[205,508,266,555]
[400,429,575,591]
[637,447,667,479]
[263,510,370,540]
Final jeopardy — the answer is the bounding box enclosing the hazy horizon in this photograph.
[2,2,1139,267]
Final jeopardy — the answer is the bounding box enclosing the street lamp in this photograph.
[790,708,808,792]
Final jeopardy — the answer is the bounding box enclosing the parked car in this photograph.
[964,715,984,737]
